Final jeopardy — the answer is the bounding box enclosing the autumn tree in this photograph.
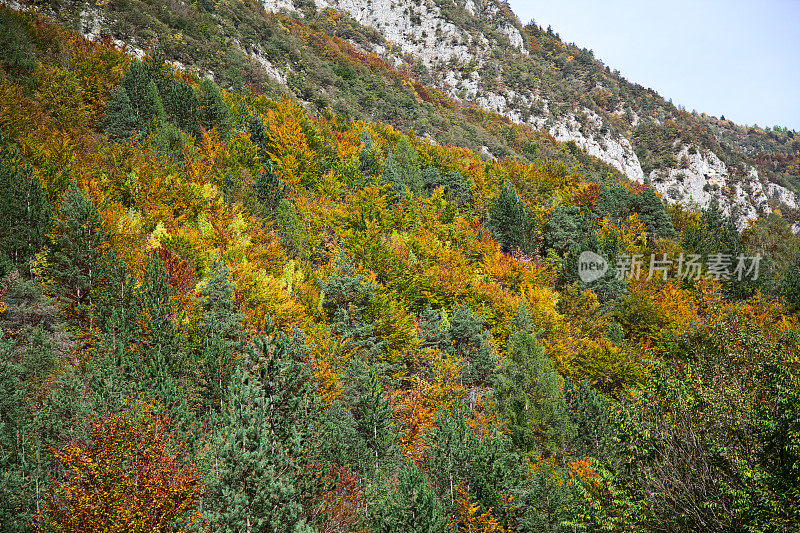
[38,409,202,533]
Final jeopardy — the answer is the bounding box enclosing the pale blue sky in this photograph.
[507,0,800,130]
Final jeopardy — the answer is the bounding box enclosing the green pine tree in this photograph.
[358,131,380,177]
[381,149,406,200]
[249,114,268,153]
[273,198,302,258]
[371,460,450,532]
[199,78,232,141]
[564,378,620,463]
[442,170,472,206]
[447,303,495,387]
[45,183,105,324]
[597,184,632,221]
[490,180,530,254]
[137,253,193,430]
[321,253,387,360]
[198,257,243,411]
[102,86,138,141]
[493,303,575,454]
[634,187,677,240]
[121,61,163,132]
[394,137,422,195]
[0,333,36,531]
[544,205,589,257]
[253,160,286,214]
[352,365,399,478]
[417,304,448,352]
[204,315,317,532]
[427,403,520,527]
[0,139,49,276]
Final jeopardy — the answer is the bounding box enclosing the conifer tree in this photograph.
[121,61,163,132]
[248,114,268,153]
[417,304,448,352]
[493,303,575,453]
[315,399,367,469]
[371,460,449,532]
[253,160,285,214]
[394,137,422,195]
[273,198,302,258]
[634,187,677,240]
[137,253,193,428]
[597,184,632,221]
[426,404,473,509]
[199,78,232,141]
[321,253,386,359]
[198,257,243,410]
[204,316,316,532]
[442,170,472,206]
[0,333,35,531]
[102,86,137,141]
[0,140,49,276]
[564,378,620,463]
[149,53,200,137]
[545,205,589,257]
[421,167,471,205]
[381,149,405,200]
[447,303,495,387]
[426,403,519,526]
[420,166,441,197]
[45,183,105,323]
[490,180,530,254]
[358,131,379,177]
[353,366,399,477]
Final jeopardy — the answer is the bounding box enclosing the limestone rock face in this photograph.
[547,109,645,183]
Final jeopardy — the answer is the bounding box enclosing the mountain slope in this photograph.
[2,5,800,532]
[11,0,799,229]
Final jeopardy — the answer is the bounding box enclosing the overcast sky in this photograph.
[506,0,800,130]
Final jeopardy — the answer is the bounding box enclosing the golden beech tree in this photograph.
[39,408,203,533]
[452,482,505,533]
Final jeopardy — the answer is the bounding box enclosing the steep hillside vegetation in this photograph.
[9,0,800,227]
[1,5,800,532]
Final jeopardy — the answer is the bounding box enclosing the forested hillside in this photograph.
[1,6,800,532]
[15,0,800,228]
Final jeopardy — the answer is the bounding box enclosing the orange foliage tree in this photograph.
[38,408,203,533]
